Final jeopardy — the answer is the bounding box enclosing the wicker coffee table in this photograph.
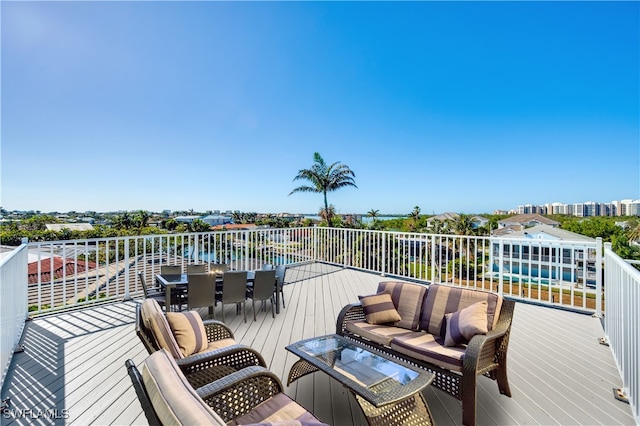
[285,334,434,426]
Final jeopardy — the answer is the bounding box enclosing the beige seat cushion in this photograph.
[142,348,226,425]
[390,332,466,372]
[345,321,414,347]
[230,393,327,425]
[205,338,237,352]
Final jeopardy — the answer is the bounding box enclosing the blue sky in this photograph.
[2,1,639,215]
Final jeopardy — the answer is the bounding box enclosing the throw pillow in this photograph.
[358,292,402,325]
[166,311,208,357]
[444,301,489,347]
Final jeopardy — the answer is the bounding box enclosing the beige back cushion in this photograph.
[166,311,208,357]
[419,284,503,337]
[142,349,226,425]
[140,299,183,359]
[376,282,427,330]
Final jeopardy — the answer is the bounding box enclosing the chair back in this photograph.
[139,272,151,297]
[275,265,286,288]
[187,273,217,310]
[252,270,277,300]
[136,302,159,354]
[161,265,181,275]
[126,349,227,426]
[125,359,162,426]
[221,271,248,304]
[261,263,274,270]
[186,264,207,274]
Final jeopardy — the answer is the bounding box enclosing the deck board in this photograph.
[1,263,635,425]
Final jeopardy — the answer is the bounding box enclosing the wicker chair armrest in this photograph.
[176,344,267,388]
[196,366,285,422]
[336,303,365,335]
[203,319,235,342]
[463,299,515,374]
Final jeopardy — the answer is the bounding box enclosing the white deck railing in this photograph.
[21,227,602,316]
[603,243,640,424]
[314,228,602,315]
[0,243,28,391]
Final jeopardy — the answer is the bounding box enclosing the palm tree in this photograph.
[289,152,357,227]
[410,206,421,232]
[367,209,379,224]
[626,218,640,243]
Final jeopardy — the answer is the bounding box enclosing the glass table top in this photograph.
[286,334,433,406]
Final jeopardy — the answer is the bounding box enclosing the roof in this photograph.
[45,223,94,231]
[499,214,559,227]
[28,256,98,284]
[499,224,595,242]
[211,223,258,230]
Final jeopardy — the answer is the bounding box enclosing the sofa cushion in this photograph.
[206,338,237,352]
[345,321,415,347]
[359,292,402,325]
[377,282,427,330]
[390,332,466,372]
[444,301,488,347]
[166,311,209,357]
[140,299,183,359]
[230,392,327,425]
[142,348,226,425]
[419,284,502,337]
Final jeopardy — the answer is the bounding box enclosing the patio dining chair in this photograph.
[247,269,277,321]
[139,272,166,308]
[160,265,182,275]
[159,265,186,309]
[187,273,217,317]
[275,264,286,309]
[186,264,207,274]
[216,271,248,323]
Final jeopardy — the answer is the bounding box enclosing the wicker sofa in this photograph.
[336,281,515,426]
[126,348,328,425]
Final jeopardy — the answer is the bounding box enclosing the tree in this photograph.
[625,217,640,243]
[289,152,357,227]
[409,206,421,232]
[367,209,379,222]
[134,210,150,228]
[451,213,475,236]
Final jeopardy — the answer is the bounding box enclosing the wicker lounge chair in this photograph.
[126,348,328,425]
[136,299,266,388]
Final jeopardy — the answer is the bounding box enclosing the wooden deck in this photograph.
[1,263,635,425]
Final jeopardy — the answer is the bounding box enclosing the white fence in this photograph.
[314,228,602,315]
[22,227,602,316]
[0,244,28,391]
[603,243,640,424]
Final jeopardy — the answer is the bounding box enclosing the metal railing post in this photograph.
[595,237,603,318]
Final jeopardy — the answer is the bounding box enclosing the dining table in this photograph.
[155,270,280,314]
